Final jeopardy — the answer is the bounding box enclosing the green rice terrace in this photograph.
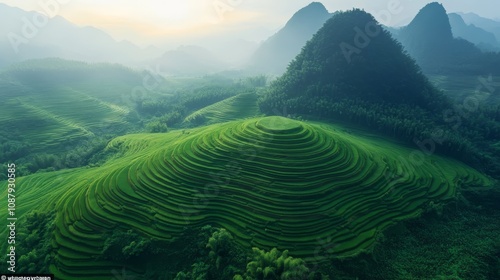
[183,92,261,126]
[0,116,491,279]
[0,65,136,153]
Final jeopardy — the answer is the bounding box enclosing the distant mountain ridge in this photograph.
[448,13,499,52]
[0,3,160,68]
[459,12,500,42]
[248,2,333,75]
[155,45,228,76]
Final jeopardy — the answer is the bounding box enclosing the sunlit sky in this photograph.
[1,0,499,46]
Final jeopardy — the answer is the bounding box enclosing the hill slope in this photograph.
[248,2,333,75]
[183,92,260,126]
[0,59,145,172]
[0,116,490,278]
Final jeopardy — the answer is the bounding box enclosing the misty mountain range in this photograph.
[449,13,499,52]
[0,3,162,68]
[459,12,500,42]
[1,2,499,76]
[248,2,335,75]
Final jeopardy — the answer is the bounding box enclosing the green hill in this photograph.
[259,9,445,110]
[1,116,490,279]
[0,58,145,173]
[183,92,261,126]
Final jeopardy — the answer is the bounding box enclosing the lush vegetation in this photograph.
[259,9,500,179]
[1,5,500,279]
[0,59,143,176]
[319,187,500,280]
[15,211,55,274]
[0,59,266,177]
[0,116,491,278]
[183,92,261,126]
[137,78,265,127]
[259,9,449,112]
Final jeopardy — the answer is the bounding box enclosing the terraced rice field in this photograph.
[183,92,261,125]
[0,79,131,151]
[0,116,491,278]
[428,74,500,104]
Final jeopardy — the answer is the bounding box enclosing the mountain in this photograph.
[261,9,444,111]
[248,2,333,75]
[0,3,160,68]
[404,2,454,41]
[259,8,500,179]
[259,9,470,164]
[459,12,500,42]
[155,45,228,76]
[448,13,499,52]
[397,2,483,74]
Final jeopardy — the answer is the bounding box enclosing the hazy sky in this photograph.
[1,0,499,46]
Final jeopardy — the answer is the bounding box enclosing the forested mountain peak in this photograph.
[403,2,453,43]
[260,9,442,111]
[396,2,487,74]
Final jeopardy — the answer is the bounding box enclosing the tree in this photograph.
[100,229,152,261]
[235,248,310,280]
[16,211,56,274]
[146,120,169,133]
[174,227,246,280]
